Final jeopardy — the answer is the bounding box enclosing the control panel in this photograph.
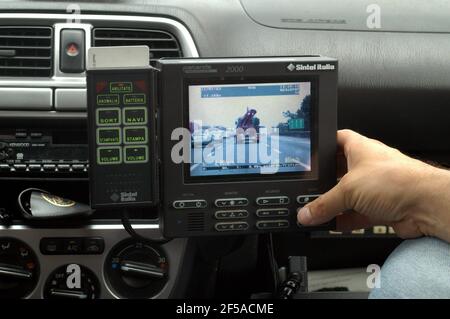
[87,69,158,208]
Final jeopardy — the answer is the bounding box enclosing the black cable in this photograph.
[121,208,169,244]
[266,233,280,294]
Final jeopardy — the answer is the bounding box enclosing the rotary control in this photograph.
[0,237,39,298]
[105,239,168,299]
[43,264,100,299]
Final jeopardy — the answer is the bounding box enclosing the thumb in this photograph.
[297,184,347,226]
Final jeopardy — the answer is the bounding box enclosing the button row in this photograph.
[40,237,104,255]
[97,126,148,145]
[96,107,147,126]
[97,145,148,165]
[96,93,146,106]
[0,163,88,173]
[172,195,322,210]
[214,219,290,232]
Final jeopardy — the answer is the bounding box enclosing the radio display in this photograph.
[188,81,314,178]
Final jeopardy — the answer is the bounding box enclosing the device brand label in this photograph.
[287,63,335,71]
[120,191,137,202]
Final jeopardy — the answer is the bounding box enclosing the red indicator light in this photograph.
[66,43,79,57]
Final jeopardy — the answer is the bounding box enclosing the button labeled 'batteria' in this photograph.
[124,93,146,105]
[97,108,121,126]
[97,128,121,145]
[123,127,147,144]
[97,147,122,165]
[124,146,148,163]
[96,94,119,106]
[123,107,147,125]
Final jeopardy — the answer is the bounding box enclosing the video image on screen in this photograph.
[188,82,312,177]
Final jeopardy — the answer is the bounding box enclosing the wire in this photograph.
[121,209,169,244]
[266,233,280,294]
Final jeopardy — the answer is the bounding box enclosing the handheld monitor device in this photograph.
[158,56,337,237]
[87,46,158,208]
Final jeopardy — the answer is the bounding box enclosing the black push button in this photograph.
[28,164,42,172]
[215,210,249,220]
[215,222,249,232]
[256,196,290,206]
[124,146,148,163]
[97,108,121,126]
[97,127,121,145]
[124,127,147,144]
[256,208,289,218]
[123,107,147,125]
[43,164,56,171]
[40,238,63,255]
[13,164,27,171]
[0,164,11,171]
[297,195,320,205]
[57,164,70,172]
[71,164,85,171]
[83,237,104,254]
[63,238,82,254]
[215,198,249,208]
[256,220,290,230]
[173,200,207,209]
[60,29,85,73]
[97,147,121,165]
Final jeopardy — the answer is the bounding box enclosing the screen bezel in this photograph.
[183,76,319,184]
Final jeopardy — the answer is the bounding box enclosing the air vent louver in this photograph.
[93,28,182,62]
[0,27,53,77]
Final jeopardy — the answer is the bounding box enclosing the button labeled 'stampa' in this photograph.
[124,145,148,163]
[97,147,122,165]
[123,107,147,125]
[96,108,121,126]
[123,127,147,144]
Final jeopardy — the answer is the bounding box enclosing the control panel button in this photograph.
[71,164,85,172]
[57,164,71,172]
[30,132,43,138]
[97,127,121,145]
[96,107,121,126]
[373,226,387,234]
[215,210,249,220]
[83,237,105,254]
[28,164,42,172]
[256,220,290,230]
[215,222,249,232]
[215,198,249,208]
[256,196,290,206]
[63,238,82,254]
[123,127,147,144]
[173,199,207,209]
[43,164,56,171]
[123,93,146,105]
[96,94,119,106]
[110,82,133,93]
[60,29,85,73]
[40,238,63,254]
[297,195,320,205]
[0,164,10,171]
[15,131,27,138]
[256,208,289,218]
[124,145,148,163]
[123,107,147,125]
[97,147,122,165]
[13,164,27,171]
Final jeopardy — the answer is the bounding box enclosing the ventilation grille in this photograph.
[0,27,53,77]
[187,212,205,232]
[93,28,182,62]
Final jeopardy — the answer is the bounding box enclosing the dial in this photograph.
[43,264,100,299]
[105,239,168,299]
[0,237,39,299]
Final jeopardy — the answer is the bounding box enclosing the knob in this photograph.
[0,238,39,299]
[43,264,100,299]
[105,239,168,298]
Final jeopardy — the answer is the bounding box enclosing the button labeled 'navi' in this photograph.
[97,128,121,145]
[123,107,147,125]
[97,147,122,165]
[123,127,147,144]
[124,145,148,163]
[124,93,146,105]
[97,108,121,126]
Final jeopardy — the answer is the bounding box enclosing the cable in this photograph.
[121,208,169,244]
[266,233,280,294]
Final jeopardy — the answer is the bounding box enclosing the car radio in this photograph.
[87,47,337,237]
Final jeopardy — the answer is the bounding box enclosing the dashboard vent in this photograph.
[0,27,53,77]
[92,28,182,62]
[187,212,205,232]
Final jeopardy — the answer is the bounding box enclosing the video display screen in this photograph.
[188,81,313,177]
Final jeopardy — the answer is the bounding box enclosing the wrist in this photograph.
[413,164,450,242]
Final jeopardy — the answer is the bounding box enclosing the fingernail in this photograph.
[297,206,313,225]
